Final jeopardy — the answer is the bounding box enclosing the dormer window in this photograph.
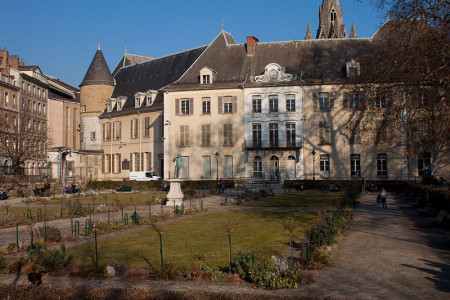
[146,96,152,106]
[200,67,215,84]
[107,103,112,112]
[346,60,360,77]
[117,96,126,111]
[117,101,122,110]
[135,97,141,107]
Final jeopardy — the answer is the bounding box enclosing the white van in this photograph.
[129,171,161,181]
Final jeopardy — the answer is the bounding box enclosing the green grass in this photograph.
[243,193,342,207]
[68,210,319,268]
[3,206,61,220]
[49,192,167,206]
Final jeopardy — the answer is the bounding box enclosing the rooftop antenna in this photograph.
[123,44,127,67]
[221,15,224,32]
[98,39,101,50]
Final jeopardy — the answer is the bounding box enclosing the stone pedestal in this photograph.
[166,179,183,206]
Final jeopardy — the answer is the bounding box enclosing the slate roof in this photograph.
[167,30,374,90]
[99,45,207,118]
[80,50,115,87]
[112,53,153,76]
[20,73,49,88]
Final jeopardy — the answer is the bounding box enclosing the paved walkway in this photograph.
[286,191,450,299]
[1,189,449,299]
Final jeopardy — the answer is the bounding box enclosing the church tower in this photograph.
[79,43,115,151]
[316,0,348,39]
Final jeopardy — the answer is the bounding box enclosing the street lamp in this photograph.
[214,152,220,181]
[311,149,317,180]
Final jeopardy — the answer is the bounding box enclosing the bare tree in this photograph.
[342,1,449,173]
[0,98,47,175]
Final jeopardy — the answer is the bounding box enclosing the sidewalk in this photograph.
[286,191,450,299]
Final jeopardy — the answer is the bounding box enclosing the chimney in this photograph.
[8,56,19,69]
[246,36,259,55]
[19,60,25,67]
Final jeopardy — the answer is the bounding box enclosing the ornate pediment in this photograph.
[252,63,295,83]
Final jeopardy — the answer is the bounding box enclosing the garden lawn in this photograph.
[49,192,167,206]
[68,210,319,268]
[2,206,61,221]
[243,193,342,207]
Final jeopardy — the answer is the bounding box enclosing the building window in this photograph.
[350,154,361,178]
[90,132,96,141]
[180,156,189,179]
[269,123,278,147]
[319,93,329,111]
[331,9,336,21]
[223,96,233,114]
[42,91,46,100]
[114,154,121,173]
[201,124,211,147]
[12,94,16,108]
[320,154,330,172]
[144,117,150,138]
[252,123,262,147]
[269,95,278,113]
[104,154,111,174]
[202,75,210,84]
[105,122,111,141]
[134,152,140,171]
[4,91,9,105]
[145,152,152,171]
[224,155,233,178]
[135,97,141,107]
[375,123,387,144]
[202,98,211,114]
[223,124,233,146]
[117,101,122,110]
[377,153,388,178]
[114,121,121,140]
[348,93,360,110]
[286,123,296,147]
[418,152,432,176]
[375,92,387,109]
[319,121,331,144]
[286,95,295,112]
[181,99,190,115]
[180,125,189,147]
[130,118,138,139]
[146,96,152,106]
[202,156,211,179]
[252,96,262,113]
[253,156,262,178]
[82,105,86,112]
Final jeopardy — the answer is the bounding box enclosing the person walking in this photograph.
[361,177,366,193]
[380,188,387,208]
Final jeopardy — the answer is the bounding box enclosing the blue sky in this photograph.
[2,0,385,87]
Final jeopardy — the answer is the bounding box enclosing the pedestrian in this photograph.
[380,188,387,208]
[361,177,366,193]
[217,178,222,193]
[220,178,226,193]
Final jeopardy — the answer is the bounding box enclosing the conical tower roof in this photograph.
[305,22,313,40]
[80,47,114,87]
[350,22,357,38]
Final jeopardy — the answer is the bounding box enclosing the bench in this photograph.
[116,186,132,192]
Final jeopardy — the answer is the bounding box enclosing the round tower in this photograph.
[79,43,115,150]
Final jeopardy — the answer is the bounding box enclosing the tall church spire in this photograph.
[350,22,357,38]
[305,22,312,40]
[316,0,348,39]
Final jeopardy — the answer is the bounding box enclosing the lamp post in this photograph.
[214,152,220,181]
[311,149,317,180]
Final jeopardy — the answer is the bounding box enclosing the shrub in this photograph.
[109,259,126,276]
[0,257,6,271]
[28,244,73,273]
[7,243,17,253]
[65,199,86,216]
[230,251,256,280]
[35,226,62,243]
[250,259,301,289]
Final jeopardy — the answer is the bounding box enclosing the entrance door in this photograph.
[269,156,279,182]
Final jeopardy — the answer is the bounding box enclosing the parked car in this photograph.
[129,171,161,181]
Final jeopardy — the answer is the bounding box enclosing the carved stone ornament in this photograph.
[253,63,295,83]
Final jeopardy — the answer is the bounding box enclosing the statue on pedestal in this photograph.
[173,154,183,179]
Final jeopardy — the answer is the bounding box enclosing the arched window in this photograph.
[331,9,336,22]
[253,156,262,178]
